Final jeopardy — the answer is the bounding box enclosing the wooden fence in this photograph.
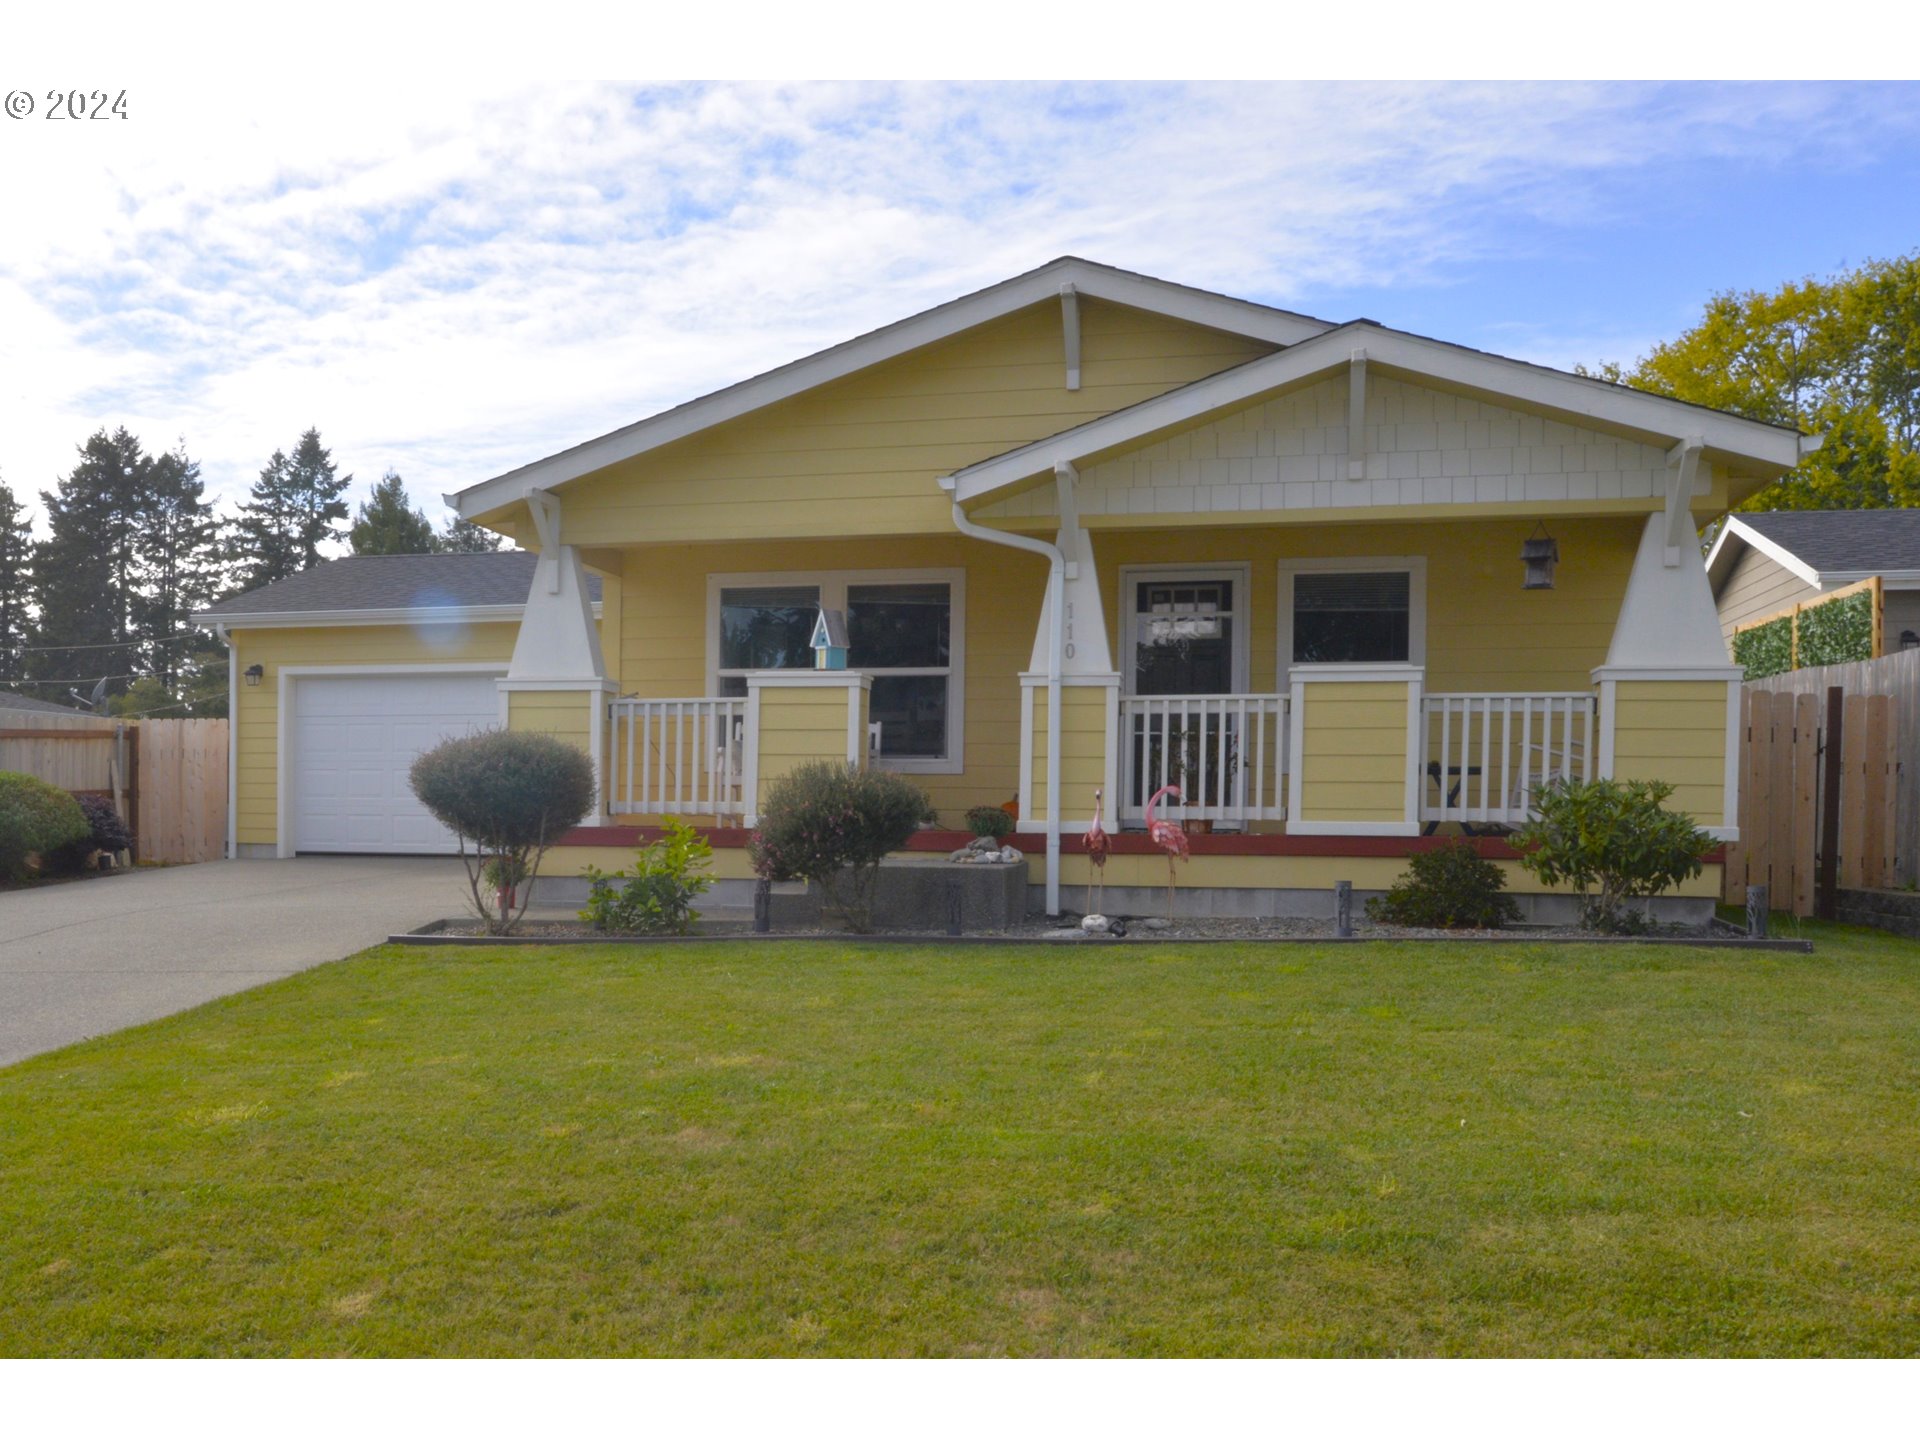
[1725,648,1915,912]
[0,713,228,865]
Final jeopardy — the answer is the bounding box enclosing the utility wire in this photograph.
[1,632,218,655]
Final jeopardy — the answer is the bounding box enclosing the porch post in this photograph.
[1284,664,1425,836]
[500,490,617,823]
[1591,513,1743,841]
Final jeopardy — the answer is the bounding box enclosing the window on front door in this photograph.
[1131,576,1238,695]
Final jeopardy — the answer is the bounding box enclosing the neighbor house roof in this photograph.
[0,688,93,716]
[192,552,601,628]
[448,255,1337,519]
[1706,510,1920,591]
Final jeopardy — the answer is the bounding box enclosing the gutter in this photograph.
[942,476,1067,917]
[216,623,237,860]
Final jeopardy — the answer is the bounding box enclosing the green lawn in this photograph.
[3,928,1918,1356]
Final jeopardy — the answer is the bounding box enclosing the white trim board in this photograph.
[450,257,1333,518]
[194,602,600,630]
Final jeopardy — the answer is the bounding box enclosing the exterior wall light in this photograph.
[1901,629,1920,651]
[244,664,264,687]
[1521,523,1559,590]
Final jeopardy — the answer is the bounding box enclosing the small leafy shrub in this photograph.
[1796,588,1874,668]
[1731,614,1794,679]
[963,805,1014,842]
[1512,777,1713,934]
[47,793,134,874]
[580,820,713,935]
[0,772,91,882]
[1365,838,1521,929]
[409,729,597,934]
[750,762,934,932]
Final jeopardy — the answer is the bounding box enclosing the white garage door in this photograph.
[292,672,502,854]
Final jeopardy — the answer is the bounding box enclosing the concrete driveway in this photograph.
[0,856,465,1068]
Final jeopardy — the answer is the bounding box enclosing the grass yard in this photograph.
[2,927,1918,1356]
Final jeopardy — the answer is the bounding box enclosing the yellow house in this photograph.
[195,258,1809,921]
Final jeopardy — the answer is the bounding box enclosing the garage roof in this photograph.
[194,552,601,626]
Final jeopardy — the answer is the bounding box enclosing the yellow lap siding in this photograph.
[554,299,1274,545]
[506,691,593,752]
[1296,681,1409,823]
[753,684,864,809]
[1028,685,1111,816]
[1610,680,1730,824]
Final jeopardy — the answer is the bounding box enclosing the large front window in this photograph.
[711,570,964,772]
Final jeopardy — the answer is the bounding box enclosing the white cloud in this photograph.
[1,80,1914,535]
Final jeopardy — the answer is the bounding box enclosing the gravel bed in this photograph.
[426,914,1714,942]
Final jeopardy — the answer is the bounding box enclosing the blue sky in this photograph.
[2,79,1916,533]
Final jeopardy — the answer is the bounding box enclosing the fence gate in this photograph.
[1724,688,1901,916]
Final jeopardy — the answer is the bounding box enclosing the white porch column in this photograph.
[501,489,616,824]
[1592,512,1743,840]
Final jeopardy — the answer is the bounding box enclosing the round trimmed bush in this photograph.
[0,772,91,881]
[750,761,934,932]
[409,729,597,932]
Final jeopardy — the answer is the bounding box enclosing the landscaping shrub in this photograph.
[0,772,91,882]
[1365,838,1521,929]
[750,762,934,932]
[580,820,713,935]
[963,804,1015,843]
[1511,777,1713,934]
[46,793,135,874]
[1795,588,1874,668]
[409,729,597,934]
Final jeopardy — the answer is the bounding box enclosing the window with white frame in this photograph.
[1277,557,1426,677]
[709,570,964,772]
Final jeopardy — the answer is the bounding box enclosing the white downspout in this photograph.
[944,483,1066,917]
[217,623,237,860]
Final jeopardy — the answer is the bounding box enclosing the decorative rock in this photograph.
[969,835,1001,852]
[1144,917,1171,932]
[949,848,973,862]
[1043,928,1087,941]
[1081,913,1111,934]
[998,846,1020,864]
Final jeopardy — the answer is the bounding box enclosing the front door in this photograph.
[1121,568,1246,825]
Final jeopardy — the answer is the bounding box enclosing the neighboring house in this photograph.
[0,689,96,717]
[195,257,1809,919]
[1706,510,1920,651]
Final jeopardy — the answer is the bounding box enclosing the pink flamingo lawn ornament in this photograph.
[1144,783,1190,922]
[1084,787,1112,916]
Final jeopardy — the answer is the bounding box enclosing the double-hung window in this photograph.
[709,569,964,773]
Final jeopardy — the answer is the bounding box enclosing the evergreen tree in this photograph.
[132,444,222,690]
[439,513,507,553]
[28,428,149,700]
[350,471,438,555]
[0,477,32,686]
[233,428,351,589]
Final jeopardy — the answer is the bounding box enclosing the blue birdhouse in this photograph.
[810,608,849,670]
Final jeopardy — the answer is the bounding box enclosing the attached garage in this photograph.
[194,552,605,859]
[289,671,503,854]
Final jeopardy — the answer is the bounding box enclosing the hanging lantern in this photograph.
[1521,523,1559,590]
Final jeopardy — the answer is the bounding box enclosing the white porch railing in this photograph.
[1118,693,1288,827]
[1420,692,1595,827]
[609,697,749,818]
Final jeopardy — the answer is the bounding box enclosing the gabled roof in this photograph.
[944,320,1811,504]
[1706,509,1920,591]
[193,552,601,628]
[448,257,1336,519]
[0,688,92,716]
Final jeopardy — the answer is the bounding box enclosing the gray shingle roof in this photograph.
[1736,509,1920,575]
[196,552,600,620]
[0,688,93,715]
